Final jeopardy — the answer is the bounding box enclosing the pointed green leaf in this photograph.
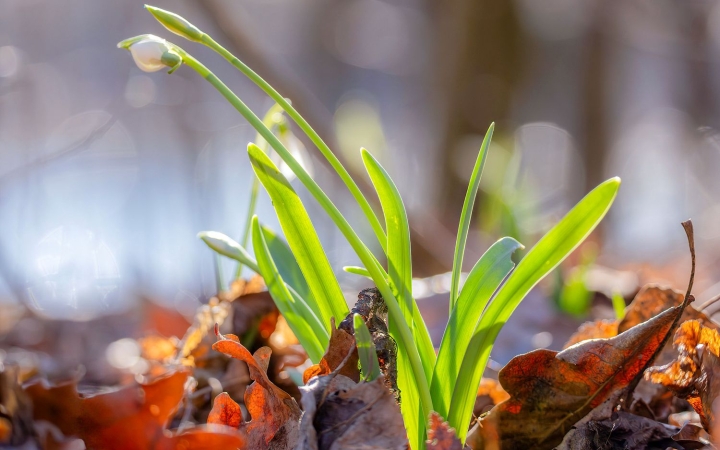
[449,123,494,313]
[251,216,326,362]
[449,177,621,442]
[248,143,348,331]
[361,148,435,380]
[431,237,522,418]
[261,225,313,304]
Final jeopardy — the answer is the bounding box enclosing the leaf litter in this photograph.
[5,220,720,449]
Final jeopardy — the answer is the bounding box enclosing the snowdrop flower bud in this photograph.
[145,5,205,43]
[117,35,182,73]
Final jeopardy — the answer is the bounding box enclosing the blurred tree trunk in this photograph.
[580,2,608,194]
[413,0,522,275]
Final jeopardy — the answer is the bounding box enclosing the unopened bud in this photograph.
[117,35,182,73]
[145,5,205,43]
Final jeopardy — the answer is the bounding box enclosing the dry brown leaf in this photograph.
[474,300,687,450]
[303,321,359,385]
[646,320,720,432]
[24,369,246,449]
[619,285,717,334]
[558,410,684,449]
[672,422,713,449]
[297,374,407,450]
[212,329,301,449]
[473,378,509,417]
[207,392,242,428]
[562,284,715,350]
[563,319,618,349]
[427,412,464,449]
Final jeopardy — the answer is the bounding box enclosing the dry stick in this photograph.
[622,219,696,408]
[697,292,720,312]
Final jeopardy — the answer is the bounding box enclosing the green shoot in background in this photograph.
[119,8,622,448]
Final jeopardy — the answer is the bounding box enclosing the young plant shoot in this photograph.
[119,7,621,448]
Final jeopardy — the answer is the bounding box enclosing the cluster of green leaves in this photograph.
[120,7,621,448]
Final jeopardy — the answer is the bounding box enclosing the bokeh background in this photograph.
[2,0,720,369]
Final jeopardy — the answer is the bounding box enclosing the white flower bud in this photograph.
[118,35,182,73]
[128,36,171,72]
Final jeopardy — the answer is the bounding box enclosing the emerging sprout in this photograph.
[117,34,182,73]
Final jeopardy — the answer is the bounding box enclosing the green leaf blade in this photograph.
[431,236,522,418]
[361,148,436,380]
[261,225,314,304]
[449,123,494,313]
[248,143,349,332]
[449,176,621,442]
[251,216,327,362]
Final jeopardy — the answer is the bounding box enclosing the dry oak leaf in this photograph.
[296,374,407,450]
[563,319,618,349]
[427,412,465,450]
[23,370,246,449]
[475,301,686,450]
[646,320,720,432]
[621,285,718,420]
[208,392,243,428]
[303,320,359,385]
[619,285,717,335]
[213,331,301,449]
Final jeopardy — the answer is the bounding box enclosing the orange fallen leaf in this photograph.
[302,319,359,384]
[476,378,508,405]
[646,320,720,432]
[474,297,689,450]
[157,426,246,450]
[213,328,301,449]
[427,412,464,450]
[24,369,245,449]
[208,392,242,428]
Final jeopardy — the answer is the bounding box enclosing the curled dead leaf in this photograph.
[297,374,406,450]
[207,392,242,428]
[303,320,359,385]
[474,300,688,450]
[212,329,301,449]
[646,320,720,432]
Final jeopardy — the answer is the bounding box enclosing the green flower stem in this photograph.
[197,34,388,254]
[235,103,285,280]
[175,46,433,422]
[214,253,225,292]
